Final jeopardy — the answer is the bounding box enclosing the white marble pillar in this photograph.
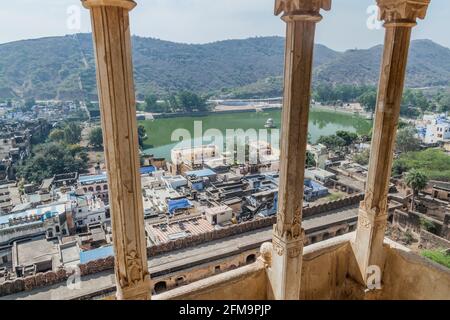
[270,0,331,300]
[354,0,430,284]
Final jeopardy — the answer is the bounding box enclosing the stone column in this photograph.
[354,0,430,284]
[271,0,331,300]
[81,0,151,300]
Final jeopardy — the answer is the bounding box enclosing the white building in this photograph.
[204,205,233,225]
[424,117,450,144]
[171,144,220,166]
[71,194,109,229]
[307,143,328,169]
[77,173,109,201]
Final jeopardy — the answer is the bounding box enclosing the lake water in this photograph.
[140,108,372,160]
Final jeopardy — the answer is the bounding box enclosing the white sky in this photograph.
[1,0,449,51]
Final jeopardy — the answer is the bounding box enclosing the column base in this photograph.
[353,206,388,285]
[270,230,304,300]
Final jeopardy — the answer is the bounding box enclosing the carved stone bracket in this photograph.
[357,209,388,232]
[274,210,303,242]
[377,0,430,26]
[272,228,304,257]
[275,0,331,16]
[82,0,136,10]
[360,190,388,218]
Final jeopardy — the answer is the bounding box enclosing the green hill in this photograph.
[0,34,449,100]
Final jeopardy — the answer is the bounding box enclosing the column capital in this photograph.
[82,0,136,10]
[377,0,430,27]
[275,0,331,20]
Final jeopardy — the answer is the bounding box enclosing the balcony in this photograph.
[154,233,450,300]
[1,0,444,300]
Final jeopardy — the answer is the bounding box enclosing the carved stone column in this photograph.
[271,0,331,300]
[354,0,430,284]
[81,0,151,300]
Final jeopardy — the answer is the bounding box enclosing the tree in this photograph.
[405,169,428,211]
[89,127,103,149]
[63,122,82,145]
[17,143,88,183]
[48,129,65,142]
[177,91,207,112]
[306,151,316,167]
[138,125,147,149]
[144,94,158,112]
[358,89,377,112]
[395,127,421,154]
[317,135,346,151]
[353,148,371,166]
[167,94,179,111]
[436,91,450,113]
[336,131,358,146]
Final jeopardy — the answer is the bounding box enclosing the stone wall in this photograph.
[0,194,363,298]
[419,230,450,250]
[393,209,449,239]
[381,244,450,299]
[0,256,115,297]
[153,261,268,300]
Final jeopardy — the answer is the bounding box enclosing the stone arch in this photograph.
[246,254,256,264]
[153,281,167,294]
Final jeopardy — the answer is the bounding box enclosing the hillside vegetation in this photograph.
[0,34,449,100]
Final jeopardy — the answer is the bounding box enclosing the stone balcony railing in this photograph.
[154,233,450,300]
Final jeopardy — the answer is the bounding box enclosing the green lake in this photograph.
[139,108,372,160]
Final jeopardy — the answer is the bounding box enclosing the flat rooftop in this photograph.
[147,217,214,245]
[15,239,58,267]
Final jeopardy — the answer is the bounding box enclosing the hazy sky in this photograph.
[1,0,449,51]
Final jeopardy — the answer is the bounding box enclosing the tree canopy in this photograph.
[63,122,82,145]
[395,127,421,154]
[393,149,450,181]
[17,143,88,183]
[89,127,103,149]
